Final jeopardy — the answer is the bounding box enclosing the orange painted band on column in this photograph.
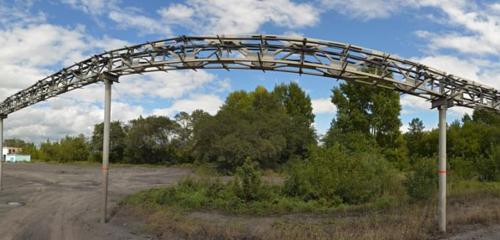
[102,166,109,172]
[438,170,447,174]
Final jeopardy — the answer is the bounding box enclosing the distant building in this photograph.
[2,147,31,162]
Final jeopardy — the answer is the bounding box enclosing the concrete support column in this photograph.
[102,77,113,223]
[438,104,447,232]
[0,117,3,191]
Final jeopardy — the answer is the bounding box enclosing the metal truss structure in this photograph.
[0,34,499,116]
[0,34,498,231]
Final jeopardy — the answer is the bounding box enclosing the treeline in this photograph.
[6,80,500,203]
[9,83,316,168]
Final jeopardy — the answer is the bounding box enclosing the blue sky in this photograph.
[0,0,499,142]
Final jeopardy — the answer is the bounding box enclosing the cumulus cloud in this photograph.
[400,94,472,120]
[62,0,319,36]
[0,23,129,91]
[311,98,336,114]
[0,1,46,26]
[61,0,174,36]
[0,24,86,66]
[115,71,218,100]
[108,10,173,36]
[320,0,415,20]
[412,55,499,90]
[414,1,500,56]
[0,20,231,143]
[4,97,144,142]
[158,0,319,34]
[152,94,224,116]
[400,95,431,114]
[0,5,223,143]
[61,0,118,15]
[414,55,480,81]
[321,0,500,57]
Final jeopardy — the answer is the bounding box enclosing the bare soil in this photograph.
[0,162,191,240]
[0,162,499,240]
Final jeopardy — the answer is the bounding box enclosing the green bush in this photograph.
[476,145,500,181]
[284,145,398,205]
[123,175,333,215]
[231,158,266,202]
[449,157,476,180]
[405,157,437,201]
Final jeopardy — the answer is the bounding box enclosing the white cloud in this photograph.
[414,55,480,81]
[91,36,129,51]
[116,71,217,100]
[63,0,320,36]
[414,1,500,56]
[108,10,172,36]
[61,0,173,36]
[160,3,195,23]
[322,0,500,57]
[320,0,414,20]
[4,97,144,142]
[61,0,117,15]
[400,94,472,118]
[158,0,319,34]
[152,94,224,116]
[0,23,130,92]
[477,68,500,90]
[0,13,142,142]
[400,95,430,114]
[311,98,336,114]
[282,31,304,38]
[0,24,87,66]
[412,55,499,90]
[399,58,477,118]
[400,122,410,133]
[422,33,497,56]
[0,11,229,143]
[0,1,46,26]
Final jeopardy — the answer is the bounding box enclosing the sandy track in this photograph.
[0,163,191,240]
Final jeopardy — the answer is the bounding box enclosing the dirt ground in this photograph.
[0,162,191,240]
[0,162,499,240]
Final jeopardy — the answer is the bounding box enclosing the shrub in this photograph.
[231,158,267,202]
[449,157,476,180]
[284,145,398,205]
[476,145,500,181]
[405,157,437,201]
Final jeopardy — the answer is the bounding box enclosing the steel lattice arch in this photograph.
[0,34,499,116]
[0,34,499,231]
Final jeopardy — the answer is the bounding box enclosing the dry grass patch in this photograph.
[119,180,500,240]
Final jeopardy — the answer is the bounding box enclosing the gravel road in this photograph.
[0,163,191,240]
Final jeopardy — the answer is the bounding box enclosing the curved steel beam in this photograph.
[0,34,499,116]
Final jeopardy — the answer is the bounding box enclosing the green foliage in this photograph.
[273,82,317,162]
[449,157,476,180]
[405,118,425,158]
[402,109,499,182]
[476,145,500,181]
[123,115,181,164]
[192,84,316,172]
[405,157,437,201]
[38,135,89,162]
[284,145,398,205]
[323,69,407,169]
[404,109,499,182]
[123,176,331,215]
[21,111,211,164]
[4,139,28,148]
[231,158,264,201]
[89,121,126,163]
